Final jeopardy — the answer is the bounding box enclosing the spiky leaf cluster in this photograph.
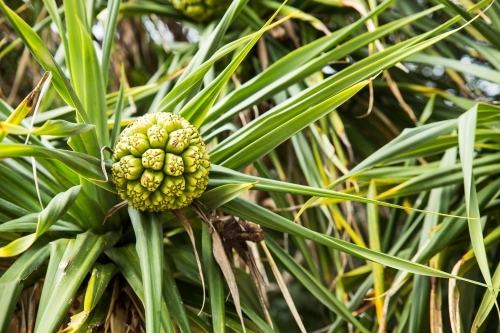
[112,112,210,212]
[171,0,231,22]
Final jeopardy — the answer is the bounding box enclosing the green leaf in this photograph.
[64,0,108,145]
[0,186,81,257]
[213,80,369,168]
[118,1,182,18]
[416,177,500,263]
[204,2,441,129]
[0,9,56,60]
[41,0,70,69]
[105,244,176,332]
[63,263,118,332]
[0,72,51,142]
[436,0,500,49]
[0,242,50,332]
[202,222,225,333]
[472,263,500,330]
[75,290,112,333]
[367,180,384,323]
[173,0,248,85]
[0,0,92,126]
[377,154,500,199]
[0,144,114,191]
[100,0,121,85]
[209,165,468,220]
[211,11,474,171]
[0,119,94,137]
[156,14,289,115]
[34,231,119,333]
[109,65,126,146]
[265,237,370,333]
[199,182,256,211]
[260,1,332,32]
[222,197,495,289]
[129,208,164,333]
[162,255,191,333]
[407,53,500,84]
[0,215,82,233]
[458,106,492,298]
[179,1,286,128]
[299,118,460,217]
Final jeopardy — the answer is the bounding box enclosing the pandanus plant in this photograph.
[2,0,500,332]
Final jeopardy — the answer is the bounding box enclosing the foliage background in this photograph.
[1,0,500,332]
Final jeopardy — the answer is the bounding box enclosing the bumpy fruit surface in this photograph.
[172,0,231,22]
[112,112,210,212]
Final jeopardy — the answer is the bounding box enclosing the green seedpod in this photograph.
[171,0,231,22]
[111,112,211,212]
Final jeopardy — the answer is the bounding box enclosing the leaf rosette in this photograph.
[112,112,210,212]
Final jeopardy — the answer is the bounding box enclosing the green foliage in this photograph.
[1,0,500,332]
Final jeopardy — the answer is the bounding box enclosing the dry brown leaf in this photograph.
[123,284,146,323]
[342,0,407,73]
[19,293,26,333]
[430,276,443,333]
[243,246,273,328]
[449,259,463,333]
[212,230,246,333]
[261,241,307,333]
[281,19,300,48]
[356,79,374,119]
[257,37,268,71]
[103,200,128,225]
[7,315,20,333]
[7,47,30,105]
[104,278,120,333]
[173,209,206,314]
[383,70,418,124]
[209,213,271,328]
[27,282,40,333]
[110,299,126,333]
